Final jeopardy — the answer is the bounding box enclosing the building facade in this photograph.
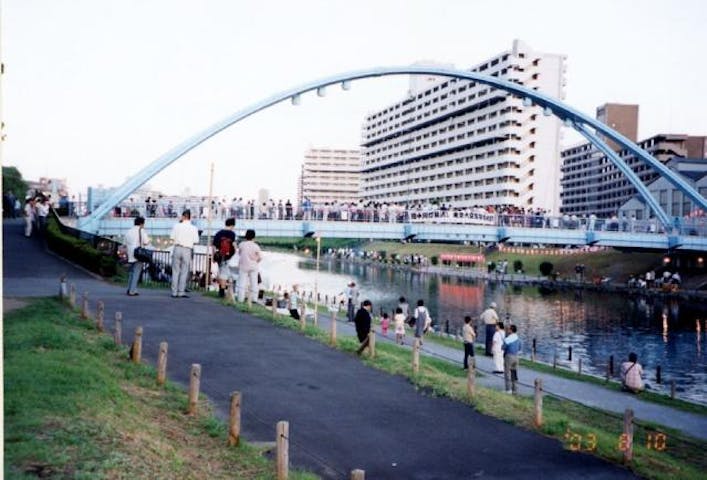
[359,40,567,213]
[298,147,361,206]
[561,131,707,217]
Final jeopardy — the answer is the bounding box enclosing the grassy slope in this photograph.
[3,298,315,480]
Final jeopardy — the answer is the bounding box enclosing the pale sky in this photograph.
[2,0,706,201]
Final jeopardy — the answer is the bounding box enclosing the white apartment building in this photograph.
[359,40,567,213]
[298,148,361,205]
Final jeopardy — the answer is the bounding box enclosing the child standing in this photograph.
[394,307,406,345]
[380,312,390,337]
[462,315,476,369]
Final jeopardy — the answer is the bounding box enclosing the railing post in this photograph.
[157,342,168,386]
[467,363,475,399]
[622,408,634,464]
[188,364,202,416]
[350,470,365,480]
[96,301,105,332]
[412,338,420,374]
[534,378,543,428]
[69,283,76,309]
[276,420,289,480]
[131,326,143,363]
[531,338,536,362]
[228,391,242,447]
[330,308,337,345]
[368,330,376,358]
[114,312,122,346]
[81,291,89,319]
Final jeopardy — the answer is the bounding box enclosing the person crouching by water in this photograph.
[355,300,373,355]
[462,315,476,369]
[621,352,645,393]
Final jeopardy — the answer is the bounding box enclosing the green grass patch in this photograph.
[4,298,316,480]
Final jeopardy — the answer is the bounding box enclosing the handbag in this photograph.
[133,228,153,263]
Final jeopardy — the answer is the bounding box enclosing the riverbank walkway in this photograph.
[3,219,701,478]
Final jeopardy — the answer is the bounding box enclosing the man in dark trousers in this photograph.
[354,299,373,355]
[212,218,237,297]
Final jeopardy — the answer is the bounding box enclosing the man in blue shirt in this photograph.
[502,324,522,394]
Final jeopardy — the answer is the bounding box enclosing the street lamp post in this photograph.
[314,235,321,326]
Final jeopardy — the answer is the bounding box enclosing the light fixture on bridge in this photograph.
[317,86,326,97]
[291,94,301,106]
[563,118,573,127]
[341,80,351,91]
[522,97,532,107]
[543,107,553,116]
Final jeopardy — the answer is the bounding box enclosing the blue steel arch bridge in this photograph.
[76,67,707,252]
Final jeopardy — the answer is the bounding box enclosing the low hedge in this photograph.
[46,217,118,277]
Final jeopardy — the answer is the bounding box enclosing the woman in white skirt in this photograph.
[492,322,506,373]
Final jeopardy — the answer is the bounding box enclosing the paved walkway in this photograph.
[1,219,688,478]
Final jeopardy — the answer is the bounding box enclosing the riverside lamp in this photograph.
[304,231,321,325]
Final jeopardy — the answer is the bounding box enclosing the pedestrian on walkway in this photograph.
[502,324,522,394]
[170,209,200,298]
[288,284,301,320]
[480,301,499,356]
[620,352,645,393]
[212,217,236,297]
[24,197,35,237]
[355,299,373,355]
[345,281,359,322]
[462,315,476,369]
[492,321,505,373]
[237,229,262,303]
[413,299,431,344]
[124,216,150,296]
[398,296,410,322]
[380,312,390,337]
[393,306,406,345]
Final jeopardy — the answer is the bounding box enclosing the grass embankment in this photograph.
[230,299,706,480]
[3,298,315,480]
[365,241,661,282]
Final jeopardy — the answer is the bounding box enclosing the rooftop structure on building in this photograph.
[359,40,567,213]
[560,102,707,217]
[619,157,707,221]
[298,147,361,206]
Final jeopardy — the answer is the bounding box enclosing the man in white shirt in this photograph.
[480,302,499,356]
[124,216,150,296]
[170,210,200,298]
[237,229,262,302]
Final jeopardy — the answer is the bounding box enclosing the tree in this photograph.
[2,166,28,199]
[513,259,524,273]
[539,261,554,277]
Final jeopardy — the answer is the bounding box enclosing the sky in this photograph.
[2,0,706,202]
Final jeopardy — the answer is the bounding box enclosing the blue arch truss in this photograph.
[80,66,707,232]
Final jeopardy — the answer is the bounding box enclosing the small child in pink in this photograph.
[380,312,390,337]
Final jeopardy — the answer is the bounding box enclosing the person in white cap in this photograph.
[480,301,499,356]
[345,280,359,322]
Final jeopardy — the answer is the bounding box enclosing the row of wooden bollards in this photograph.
[60,280,371,479]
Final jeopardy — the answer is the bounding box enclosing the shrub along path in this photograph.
[4,219,639,479]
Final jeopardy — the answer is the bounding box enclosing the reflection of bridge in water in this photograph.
[88,211,707,252]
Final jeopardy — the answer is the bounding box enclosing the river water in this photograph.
[259,251,706,403]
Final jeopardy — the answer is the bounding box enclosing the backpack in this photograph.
[214,235,234,262]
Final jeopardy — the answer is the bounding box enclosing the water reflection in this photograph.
[260,251,706,403]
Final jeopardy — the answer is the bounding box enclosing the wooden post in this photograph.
[622,408,634,464]
[330,309,337,345]
[228,391,241,447]
[300,304,306,331]
[247,295,252,310]
[350,470,365,480]
[367,331,376,358]
[95,301,105,332]
[188,364,202,415]
[568,346,572,361]
[531,338,536,362]
[670,380,676,399]
[412,338,420,374]
[69,283,76,308]
[81,292,89,319]
[553,353,557,369]
[226,282,235,305]
[609,355,615,377]
[578,358,582,375]
[271,297,278,317]
[131,326,143,363]
[157,342,168,386]
[534,378,543,428]
[656,365,662,384]
[606,362,611,382]
[467,363,475,399]
[59,275,68,300]
[276,420,289,480]
[114,312,122,346]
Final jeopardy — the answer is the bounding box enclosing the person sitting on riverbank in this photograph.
[620,352,644,394]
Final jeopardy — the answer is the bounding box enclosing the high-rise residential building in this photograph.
[561,102,707,217]
[359,40,567,213]
[298,148,361,206]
